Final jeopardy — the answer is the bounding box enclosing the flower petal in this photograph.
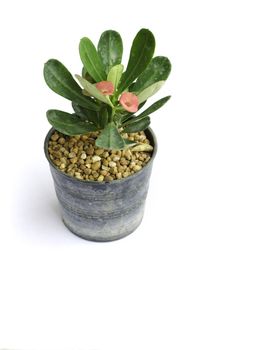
[95,81,114,95]
[119,92,139,113]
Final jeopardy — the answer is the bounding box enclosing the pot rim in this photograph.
[44,127,158,185]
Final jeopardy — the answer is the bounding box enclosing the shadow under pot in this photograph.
[44,127,157,242]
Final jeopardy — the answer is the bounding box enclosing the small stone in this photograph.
[116,173,122,180]
[86,147,94,156]
[123,172,129,178]
[70,157,78,164]
[120,158,128,165]
[91,161,101,171]
[134,165,142,172]
[67,164,75,171]
[102,165,109,171]
[80,152,87,160]
[109,161,117,168]
[51,133,59,141]
[105,175,114,181]
[95,148,104,156]
[125,149,132,160]
[112,155,120,162]
[60,163,66,170]
[92,155,101,162]
[145,156,151,163]
[60,157,67,163]
[75,172,82,179]
[97,175,104,182]
[53,151,62,158]
[92,171,99,179]
[68,152,76,158]
[58,137,65,145]
[117,165,124,173]
[129,161,136,169]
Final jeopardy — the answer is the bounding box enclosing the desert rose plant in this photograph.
[44,28,171,150]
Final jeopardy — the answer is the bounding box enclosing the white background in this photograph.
[0,0,269,349]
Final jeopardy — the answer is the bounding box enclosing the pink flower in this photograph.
[95,81,114,95]
[119,92,139,113]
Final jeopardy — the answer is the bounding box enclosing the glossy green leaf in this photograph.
[118,29,155,93]
[137,96,171,118]
[98,30,123,74]
[95,122,125,150]
[123,116,150,133]
[75,75,113,107]
[107,64,124,90]
[79,37,106,82]
[72,102,99,125]
[82,66,95,83]
[122,114,147,126]
[137,81,164,104]
[132,56,171,92]
[43,59,99,111]
[47,109,98,135]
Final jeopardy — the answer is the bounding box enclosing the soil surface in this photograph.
[48,131,153,181]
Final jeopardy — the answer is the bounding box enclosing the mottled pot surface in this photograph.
[44,128,157,241]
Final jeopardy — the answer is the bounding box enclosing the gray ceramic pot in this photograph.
[44,128,157,242]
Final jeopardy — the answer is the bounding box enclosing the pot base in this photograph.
[62,217,143,242]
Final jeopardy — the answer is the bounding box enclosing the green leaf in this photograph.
[131,143,153,152]
[137,81,164,104]
[107,64,124,90]
[119,101,147,124]
[137,96,171,118]
[132,56,171,92]
[122,114,147,126]
[123,116,150,133]
[47,109,98,135]
[98,105,109,128]
[95,122,125,150]
[43,59,99,111]
[72,102,99,125]
[75,75,113,107]
[98,30,123,74]
[118,29,155,93]
[123,138,137,148]
[82,66,95,83]
[79,37,106,82]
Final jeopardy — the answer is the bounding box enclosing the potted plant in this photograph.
[44,28,171,241]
